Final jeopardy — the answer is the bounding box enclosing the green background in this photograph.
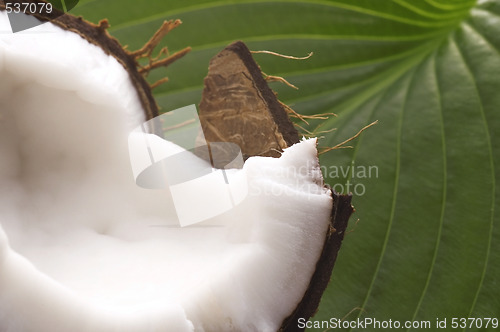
[68,0,499,330]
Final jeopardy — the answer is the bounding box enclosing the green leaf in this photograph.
[72,0,500,330]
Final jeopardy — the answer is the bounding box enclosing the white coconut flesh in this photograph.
[0,11,332,332]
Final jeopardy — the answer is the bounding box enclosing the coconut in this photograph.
[0,3,353,332]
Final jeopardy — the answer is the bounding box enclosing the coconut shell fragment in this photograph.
[199,41,354,331]
[199,41,300,158]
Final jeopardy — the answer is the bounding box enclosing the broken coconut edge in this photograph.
[198,41,355,331]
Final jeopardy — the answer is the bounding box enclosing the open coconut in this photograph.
[0,2,353,332]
